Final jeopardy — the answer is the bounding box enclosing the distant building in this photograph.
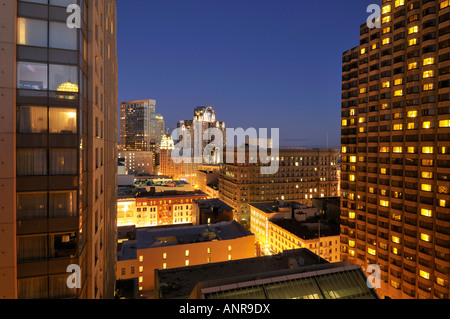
[250,201,340,262]
[119,99,157,151]
[177,106,226,164]
[116,221,255,294]
[192,198,235,225]
[154,248,379,299]
[118,151,154,175]
[219,147,340,224]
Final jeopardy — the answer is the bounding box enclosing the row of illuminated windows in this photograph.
[17,232,77,262]
[17,106,77,134]
[17,149,77,176]
[342,118,450,128]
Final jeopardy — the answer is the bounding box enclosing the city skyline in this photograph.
[117,0,378,149]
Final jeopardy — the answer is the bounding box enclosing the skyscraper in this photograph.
[341,0,450,299]
[0,0,118,299]
[119,99,156,151]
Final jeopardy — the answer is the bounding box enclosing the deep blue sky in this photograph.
[117,0,379,149]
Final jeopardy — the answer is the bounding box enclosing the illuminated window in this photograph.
[380,200,390,207]
[185,260,189,266]
[380,147,390,153]
[423,57,435,66]
[408,38,417,46]
[421,184,432,192]
[393,146,403,153]
[440,0,449,9]
[185,250,189,257]
[408,62,418,70]
[381,103,390,109]
[163,252,167,259]
[372,43,378,50]
[139,255,143,262]
[420,233,431,242]
[342,119,348,126]
[382,16,391,24]
[349,240,355,248]
[408,26,419,34]
[207,247,211,254]
[391,236,400,244]
[349,249,355,257]
[392,213,401,221]
[392,247,398,255]
[349,174,355,182]
[382,27,391,34]
[421,171,433,179]
[360,88,367,94]
[382,5,391,13]
[391,280,400,289]
[139,266,143,273]
[368,248,376,256]
[359,126,366,133]
[382,81,390,88]
[139,276,143,283]
[393,124,403,131]
[421,208,432,217]
[440,146,448,154]
[422,121,433,129]
[380,168,387,174]
[439,199,447,208]
[368,187,375,194]
[422,146,434,154]
[423,83,434,91]
[436,277,445,287]
[407,110,417,118]
[228,255,232,261]
[394,89,403,96]
[349,156,356,163]
[163,263,167,269]
[407,122,418,130]
[394,78,403,86]
[382,38,390,45]
[228,245,232,251]
[395,0,404,7]
[348,212,356,219]
[342,146,347,153]
[361,48,366,55]
[359,117,366,123]
[423,70,434,78]
[439,120,450,128]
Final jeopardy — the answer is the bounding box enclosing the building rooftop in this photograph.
[155,248,377,299]
[250,201,308,214]
[193,198,234,214]
[271,218,340,240]
[117,221,253,261]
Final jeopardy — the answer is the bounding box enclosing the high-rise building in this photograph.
[341,0,450,299]
[177,106,226,164]
[219,148,340,224]
[155,113,165,148]
[0,0,118,299]
[119,99,156,151]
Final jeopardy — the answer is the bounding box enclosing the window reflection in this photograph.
[17,62,48,90]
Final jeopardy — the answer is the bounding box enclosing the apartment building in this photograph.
[116,221,255,294]
[341,0,450,299]
[0,0,118,299]
[249,201,340,262]
[219,148,340,224]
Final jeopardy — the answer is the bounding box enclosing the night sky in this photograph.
[117,0,380,149]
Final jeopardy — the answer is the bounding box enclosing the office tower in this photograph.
[219,148,340,224]
[155,113,165,147]
[341,0,450,299]
[159,133,182,178]
[119,99,156,151]
[0,0,118,299]
[177,106,226,164]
